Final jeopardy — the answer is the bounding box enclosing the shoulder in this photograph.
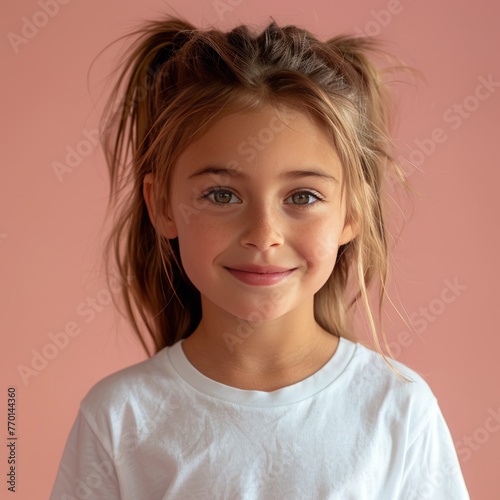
[79,344,180,424]
[342,338,439,435]
[72,343,188,459]
[346,338,436,396]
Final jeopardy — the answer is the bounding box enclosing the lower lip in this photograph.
[226,268,296,286]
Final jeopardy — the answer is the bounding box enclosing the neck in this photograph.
[181,296,339,390]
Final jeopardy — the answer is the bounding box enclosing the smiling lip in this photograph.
[225,265,296,286]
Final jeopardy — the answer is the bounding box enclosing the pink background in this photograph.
[2,0,499,497]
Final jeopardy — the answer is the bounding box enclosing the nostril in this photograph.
[239,222,284,250]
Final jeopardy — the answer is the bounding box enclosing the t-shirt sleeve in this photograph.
[398,398,470,499]
[50,409,121,500]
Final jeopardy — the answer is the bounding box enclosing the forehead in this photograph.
[173,104,343,181]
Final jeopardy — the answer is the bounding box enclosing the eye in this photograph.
[285,190,324,206]
[201,187,241,205]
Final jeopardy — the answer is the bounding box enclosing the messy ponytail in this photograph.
[99,15,416,381]
[99,18,202,356]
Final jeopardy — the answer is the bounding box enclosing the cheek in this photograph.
[298,220,342,267]
[176,218,228,268]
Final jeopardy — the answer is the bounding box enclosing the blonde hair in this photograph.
[99,16,417,382]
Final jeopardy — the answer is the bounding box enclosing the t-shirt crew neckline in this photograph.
[167,336,357,407]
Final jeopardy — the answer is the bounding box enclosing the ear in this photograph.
[338,217,359,246]
[143,173,178,239]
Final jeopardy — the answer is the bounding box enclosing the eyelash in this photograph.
[199,186,325,209]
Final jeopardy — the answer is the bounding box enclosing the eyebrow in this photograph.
[187,166,339,183]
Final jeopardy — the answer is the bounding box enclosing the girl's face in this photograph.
[145,105,356,324]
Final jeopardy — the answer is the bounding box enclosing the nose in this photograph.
[239,203,285,251]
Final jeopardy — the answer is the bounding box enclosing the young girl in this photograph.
[51,15,470,499]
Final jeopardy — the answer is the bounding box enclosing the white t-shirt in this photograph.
[51,336,470,499]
